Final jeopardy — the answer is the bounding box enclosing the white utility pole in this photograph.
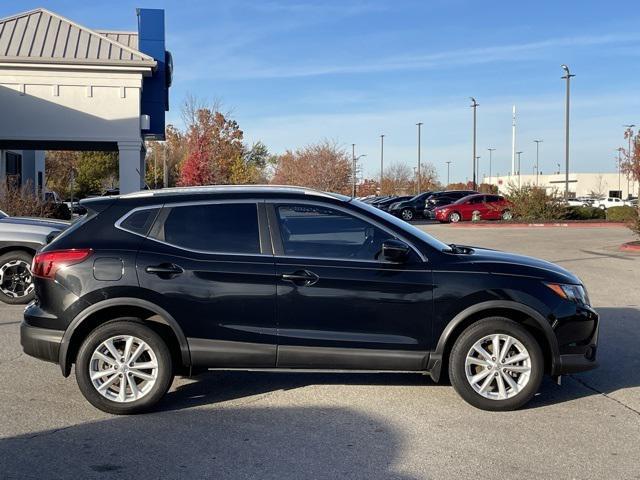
[511,105,517,176]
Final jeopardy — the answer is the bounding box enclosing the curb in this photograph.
[619,242,640,252]
[448,222,628,228]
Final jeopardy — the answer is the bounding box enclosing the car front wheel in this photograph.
[0,250,35,305]
[448,212,461,223]
[449,318,543,411]
[75,320,174,414]
[501,210,513,221]
[401,208,414,221]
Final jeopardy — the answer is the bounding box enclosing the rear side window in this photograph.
[119,208,160,236]
[156,203,260,254]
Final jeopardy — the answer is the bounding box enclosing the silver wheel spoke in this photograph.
[503,352,529,365]
[470,368,492,385]
[118,375,126,402]
[473,345,493,362]
[97,373,120,392]
[496,373,507,399]
[478,373,494,393]
[500,370,518,392]
[123,336,134,362]
[492,335,500,359]
[104,339,120,362]
[131,361,157,370]
[129,343,146,364]
[91,368,116,381]
[129,369,155,382]
[467,357,490,367]
[94,351,116,366]
[499,336,513,363]
[127,374,140,400]
[503,365,530,373]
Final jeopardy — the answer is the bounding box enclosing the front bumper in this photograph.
[552,305,599,375]
[20,320,63,364]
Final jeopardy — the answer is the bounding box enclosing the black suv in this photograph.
[388,191,433,221]
[21,186,598,414]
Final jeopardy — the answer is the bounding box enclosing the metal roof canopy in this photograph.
[0,8,155,68]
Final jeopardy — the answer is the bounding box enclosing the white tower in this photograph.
[511,105,517,176]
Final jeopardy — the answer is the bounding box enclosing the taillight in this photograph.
[32,249,92,279]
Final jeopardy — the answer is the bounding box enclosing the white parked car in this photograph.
[566,199,589,207]
[592,197,629,209]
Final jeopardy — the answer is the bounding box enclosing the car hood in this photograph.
[453,246,580,284]
[0,217,69,231]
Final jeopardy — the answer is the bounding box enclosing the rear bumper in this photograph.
[20,320,63,364]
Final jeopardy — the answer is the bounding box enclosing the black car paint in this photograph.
[388,192,433,218]
[21,187,598,381]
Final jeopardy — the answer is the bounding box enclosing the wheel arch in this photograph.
[0,243,38,258]
[59,298,191,377]
[427,300,559,382]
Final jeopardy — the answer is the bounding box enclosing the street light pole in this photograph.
[516,151,523,187]
[533,140,543,186]
[616,147,623,194]
[487,148,495,183]
[475,156,481,185]
[416,123,423,193]
[623,125,635,199]
[561,64,575,200]
[446,161,451,186]
[470,97,479,190]
[352,143,356,197]
[380,134,385,194]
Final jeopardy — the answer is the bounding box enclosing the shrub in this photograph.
[606,206,638,222]
[505,184,565,221]
[0,182,54,218]
[629,215,640,239]
[562,206,606,220]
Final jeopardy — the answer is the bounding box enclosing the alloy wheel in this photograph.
[449,212,461,223]
[401,209,414,221]
[89,335,159,403]
[464,333,531,400]
[502,210,513,221]
[0,260,34,298]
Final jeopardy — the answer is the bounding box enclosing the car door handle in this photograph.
[145,264,184,277]
[280,270,319,286]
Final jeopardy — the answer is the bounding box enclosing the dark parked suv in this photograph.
[21,186,598,414]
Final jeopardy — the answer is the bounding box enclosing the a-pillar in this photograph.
[118,140,145,194]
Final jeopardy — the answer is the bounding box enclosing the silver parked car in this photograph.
[0,210,68,304]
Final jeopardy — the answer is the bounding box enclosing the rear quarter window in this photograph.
[118,208,160,236]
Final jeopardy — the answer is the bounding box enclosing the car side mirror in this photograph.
[381,239,410,263]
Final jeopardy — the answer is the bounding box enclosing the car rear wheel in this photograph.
[401,208,414,221]
[75,320,174,414]
[448,212,461,223]
[0,251,35,305]
[449,318,543,411]
[501,210,513,221]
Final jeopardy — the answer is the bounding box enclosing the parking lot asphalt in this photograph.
[1,225,639,479]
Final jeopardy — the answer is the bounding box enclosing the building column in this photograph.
[118,140,145,194]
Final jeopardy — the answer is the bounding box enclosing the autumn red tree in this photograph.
[271,141,352,194]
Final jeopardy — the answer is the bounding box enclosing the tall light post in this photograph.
[623,125,635,199]
[533,139,543,186]
[445,161,451,186]
[351,145,366,198]
[616,147,623,195]
[516,151,523,187]
[561,64,575,199]
[379,134,385,194]
[475,156,481,185]
[487,148,495,183]
[470,97,479,190]
[416,122,423,193]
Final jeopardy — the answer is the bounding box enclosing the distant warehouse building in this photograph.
[486,172,638,200]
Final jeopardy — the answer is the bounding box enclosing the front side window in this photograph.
[277,204,393,260]
[157,203,260,254]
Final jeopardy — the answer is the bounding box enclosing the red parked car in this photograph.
[434,194,512,223]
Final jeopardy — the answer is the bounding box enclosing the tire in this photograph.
[401,208,414,221]
[448,317,543,411]
[75,319,174,415]
[0,250,35,305]
[501,210,513,221]
[448,212,461,223]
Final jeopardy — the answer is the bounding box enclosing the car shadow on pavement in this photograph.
[0,406,417,480]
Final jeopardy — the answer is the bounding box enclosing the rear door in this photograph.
[268,201,434,370]
[136,200,277,368]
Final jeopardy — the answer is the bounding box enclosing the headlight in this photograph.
[545,283,590,306]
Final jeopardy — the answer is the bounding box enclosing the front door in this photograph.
[269,202,433,370]
[136,201,277,368]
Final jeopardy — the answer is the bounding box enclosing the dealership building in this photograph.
[486,172,638,199]
[0,7,171,195]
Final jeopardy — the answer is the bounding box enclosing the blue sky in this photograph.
[4,1,640,183]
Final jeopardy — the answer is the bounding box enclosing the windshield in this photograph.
[0,210,8,218]
[352,199,452,252]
